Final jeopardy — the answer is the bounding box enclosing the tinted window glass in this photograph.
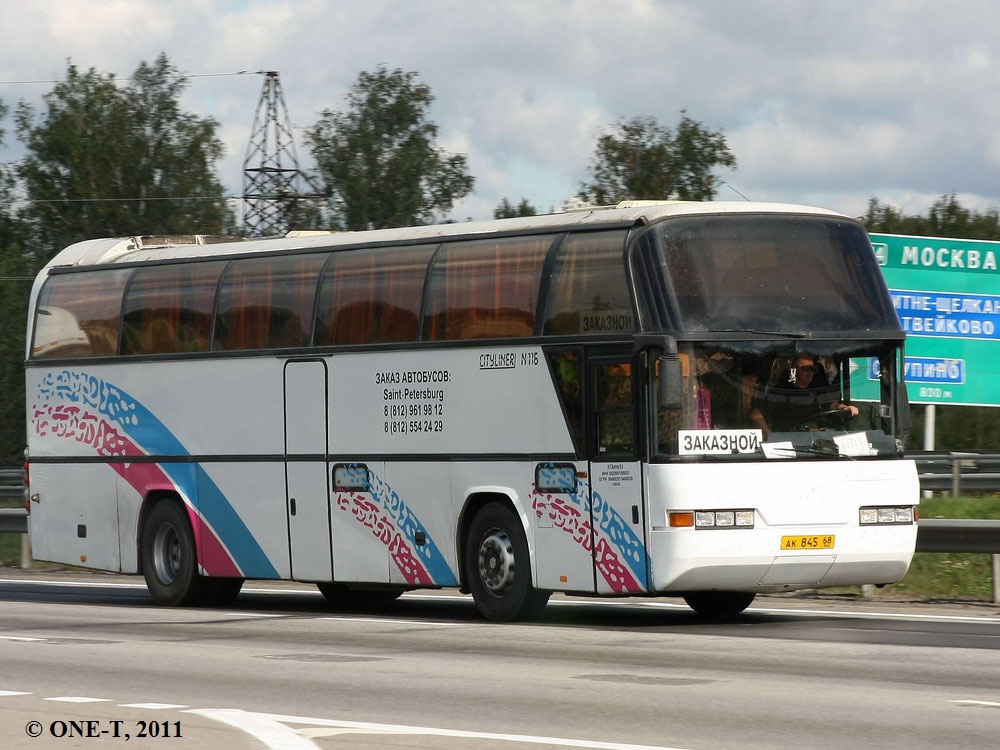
[542,231,632,335]
[424,236,553,340]
[32,269,132,358]
[316,246,433,345]
[122,262,226,354]
[643,215,900,333]
[214,255,325,350]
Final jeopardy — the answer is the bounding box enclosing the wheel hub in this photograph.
[478,529,515,596]
[151,523,181,585]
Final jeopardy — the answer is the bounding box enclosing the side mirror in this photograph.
[635,333,683,410]
[658,351,683,410]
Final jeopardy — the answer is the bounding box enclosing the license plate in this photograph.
[781,535,835,550]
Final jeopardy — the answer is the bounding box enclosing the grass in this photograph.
[873,494,1000,601]
[3,495,999,601]
[0,499,26,567]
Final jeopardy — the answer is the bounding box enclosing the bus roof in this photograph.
[44,201,849,270]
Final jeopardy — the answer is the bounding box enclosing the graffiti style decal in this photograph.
[334,467,457,586]
[532,478,649,592]
[32,369,276,578]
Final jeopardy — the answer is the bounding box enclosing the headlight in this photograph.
[859,505,917,525]
[683,509,755,529]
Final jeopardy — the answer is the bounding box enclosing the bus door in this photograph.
[283,358,332,582]
[587,353,650,594]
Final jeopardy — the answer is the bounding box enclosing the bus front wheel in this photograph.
[464,502,549,621]
[141,500,213,606]
[683,591,756,618]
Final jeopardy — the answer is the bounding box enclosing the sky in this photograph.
[1,0,999,226]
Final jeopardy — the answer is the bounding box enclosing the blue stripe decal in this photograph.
[43,370,278,578]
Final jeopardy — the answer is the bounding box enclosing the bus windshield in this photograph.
[634,214,900,334]
[654,344,906,461]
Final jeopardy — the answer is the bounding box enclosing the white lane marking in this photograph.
[0,578,147,590]
[315,616,460,627]
[47,696,112,703]
[0,635,47,642]
[410,593,1000,624]
[743,605,1000,624]
[0,691,31,696]
[119,703,189,709]
[224,613,286,618]
[187,709,318,750]
[4,577,999,624]
[188,708,697,750]
[950,699,1000,709]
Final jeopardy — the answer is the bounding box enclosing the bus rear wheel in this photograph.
[464,502,549,621]
[683,591,756,618]
[141,500,213,606]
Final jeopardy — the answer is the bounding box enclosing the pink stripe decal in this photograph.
[34,402,241,577]
[335,493,434,585]
[532,488,644,593]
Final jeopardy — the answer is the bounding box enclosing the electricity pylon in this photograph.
[242,71,322,236]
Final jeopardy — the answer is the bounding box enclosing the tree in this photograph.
[579,112,736,206]
[305,65,474,230]
[864,194,1000,241]
[0,101,32,464]
[493,198,538,219]
[15,54,232,263]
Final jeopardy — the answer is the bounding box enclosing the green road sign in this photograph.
[859,233,1000,407]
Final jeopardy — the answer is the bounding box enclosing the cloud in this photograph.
[2,0,999,224]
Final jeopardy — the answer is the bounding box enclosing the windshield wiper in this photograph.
[710,328,808,338]
[766,440,856,459]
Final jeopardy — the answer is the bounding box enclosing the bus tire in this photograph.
[464,502,549,621]
[141,500,212,606]
[683,591,756,618]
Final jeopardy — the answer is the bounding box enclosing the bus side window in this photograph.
[122,262,225,355]
[547,351,584,452]
[31,269,132,359]
[214,255,325,350]
[316,245,433,346]
[542,231,633,336]
[594,362,634,456]
[423,236,552,341]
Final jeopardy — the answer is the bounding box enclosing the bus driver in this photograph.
[749,354,859,436]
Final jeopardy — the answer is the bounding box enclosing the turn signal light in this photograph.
[669,510,755,529]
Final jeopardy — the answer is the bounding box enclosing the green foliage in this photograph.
[15,53,232,262]
[876,497,1000,601]
[578,112,736,206]
[493,197,538,219]
[864,194,1000,241]
[305,65,474,230]
[1,54,232,464]
[0,100,30,465]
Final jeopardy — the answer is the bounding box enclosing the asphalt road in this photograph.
[1,571,999,750]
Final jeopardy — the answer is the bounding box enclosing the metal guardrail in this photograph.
[0,508,27,534]
[3,464,1000,592]
[913,451,1000,495]
[916,519,1000,554]
[0,468,25,499]
[14,509,1000,553]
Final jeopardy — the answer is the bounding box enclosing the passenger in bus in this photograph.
[749,354,859,436]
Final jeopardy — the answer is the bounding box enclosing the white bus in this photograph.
[24,201,919,619]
